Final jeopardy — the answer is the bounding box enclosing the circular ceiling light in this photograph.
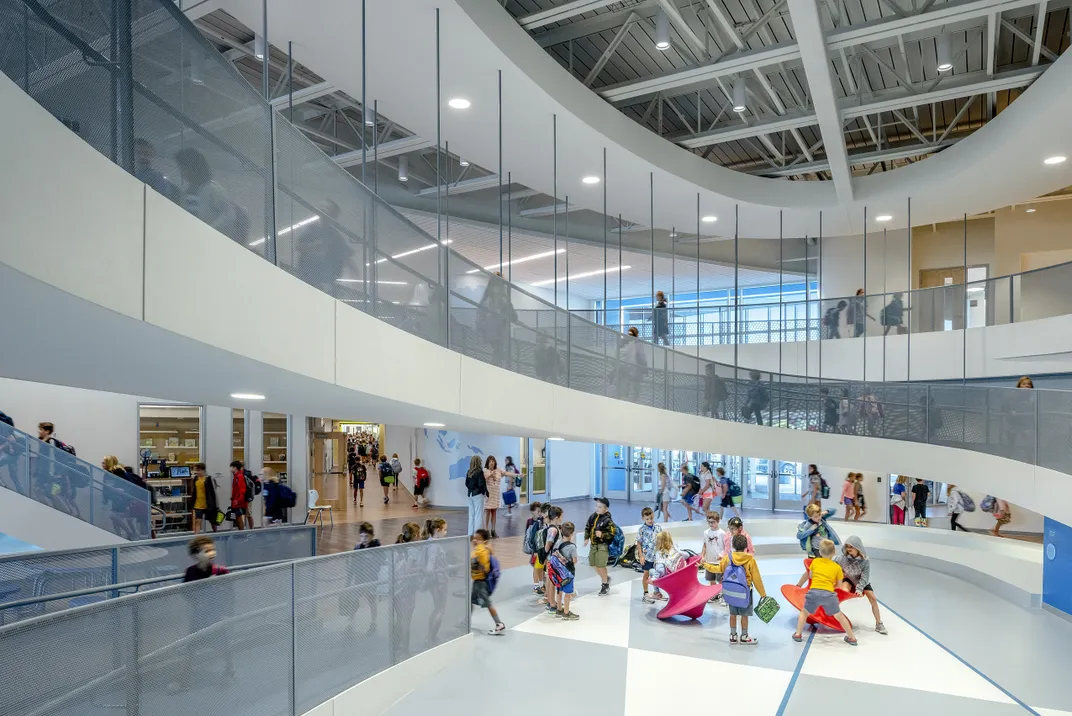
[548,437,565,441]
[875,214,893,222]
[702,215,717,223]
[231,393,265,400]
[447,97,471,110]
[655,10,670,51]
[732,77,747,113]
[1026,208,1037,213]
[423,422,446,428]
[669,230,678,238]
[460,158,471,167]
[936,34,953,72]
[1043,155,1067,165]
[582,175,600,185]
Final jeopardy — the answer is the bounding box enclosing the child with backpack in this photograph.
[719,533,768,645]
[549,522,579,620]
[700,510,727,605]
[636,506,665,604]
[378,455,394,505]
[524,502,544,594]
[390,453,404,499]
[352,459,367,507]
[717,467,741,520]
[412,458,430,509]
[540,505,563,610]
[793,539,858,646]
[584,497,617,596]
[470,529,505,635]
[836,536,887,635]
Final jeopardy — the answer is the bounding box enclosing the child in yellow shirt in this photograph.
[793,539,857,645]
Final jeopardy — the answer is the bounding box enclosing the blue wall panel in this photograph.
[1043,517,1072,617]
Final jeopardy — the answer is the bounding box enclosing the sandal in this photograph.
[792,633,803,643]
[843,636,858,646]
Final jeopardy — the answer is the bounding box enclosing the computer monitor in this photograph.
[169,466,191,478]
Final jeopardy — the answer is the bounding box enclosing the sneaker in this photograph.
[555,609,565,619]
[708,596,720,603]
[383,497,389,504]
[488,623,506,636]
[563,612,580,621]
[843,635,858,646]
[537,597,549,606]
[729,633,739,644]
[535,587,545,596]
[643,594,656,604]
[875,622,888,635]
[739,634,758,645]
[491,530,498,539]
[546,605,558,614]
[598,583,609,596]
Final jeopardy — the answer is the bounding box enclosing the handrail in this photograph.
[2,0,1071,484]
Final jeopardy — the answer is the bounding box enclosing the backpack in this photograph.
[415,466,430,488]
[537,524,558,562]
[958,492,976,513]
[820,477,830,500]
[618,544,640,570]
[390,457,403,476]
[980,495,996,513]
[50,437,76,456]
[547,547,575,588]
[0,410,12,427]
[823,307,839,326]
[464,467,484,494]
[278,484,297,508]
[486,555,502,594]
[687,474,701,494]
[523,520,539,555]
[727,480,742,498]
[721,561,752,608]
[609,526,625,563]
[244,469,262,497]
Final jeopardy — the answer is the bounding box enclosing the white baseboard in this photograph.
[303,633,473,716]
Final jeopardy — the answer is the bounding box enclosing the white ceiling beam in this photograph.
[986,11,998,118]
[1000,17,1059,61]
[334,137,435,167]
[676,66,1040,147]
[601,0,1048,105]
[583,12,640,87]
[518,0,625,30]
[754,139,960,176]
[519,202,577,218]
[787,0,853,200]
[1031,0,1049,65]
[417,174,502,197]
[268,81,337,110]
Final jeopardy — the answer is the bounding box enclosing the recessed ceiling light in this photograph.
[582,176,600,184]
[548,437,565,441]
[423,422,445,428]
[875,214,893,222]
[365,119,375,127]
[231,393,265,400]
[1044,155,1067,165]
[460,158,470,167]
[448,97,471,110]
[1026,208,1036,213]
[702,215,717,223]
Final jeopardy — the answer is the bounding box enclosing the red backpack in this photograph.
[415,467,430,488]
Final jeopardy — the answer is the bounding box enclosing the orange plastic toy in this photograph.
[779,558,860,632]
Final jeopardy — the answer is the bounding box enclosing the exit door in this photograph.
[311,431,347,510]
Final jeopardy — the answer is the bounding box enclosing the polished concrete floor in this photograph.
[383,553,1072,716]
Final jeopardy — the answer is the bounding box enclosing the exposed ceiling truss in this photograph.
[505,0,1070,181]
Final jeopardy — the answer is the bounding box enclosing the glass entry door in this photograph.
[742,457,772,509]
[630,446,656,502]
[774,461,805,510]
[603,444,629,500]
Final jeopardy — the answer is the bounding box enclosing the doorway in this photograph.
[311,430,347,510]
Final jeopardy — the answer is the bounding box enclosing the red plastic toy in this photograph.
[779,558,859,632]
[650,554,722,620]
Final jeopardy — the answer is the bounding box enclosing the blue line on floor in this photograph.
[878,599,1040,716]
[775,629,815,716]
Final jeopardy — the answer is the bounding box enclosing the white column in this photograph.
[204,405,233,505]
[246,410,264,527]
[289,415,310,520]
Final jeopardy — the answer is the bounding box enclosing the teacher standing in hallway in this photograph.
[465,455,488,537]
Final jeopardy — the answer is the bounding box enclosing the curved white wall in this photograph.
[1,71,1070,525]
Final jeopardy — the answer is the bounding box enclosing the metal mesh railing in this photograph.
[0,525,317,624]
[0,536,470,716]
[0,421,152,540]
[1,0,1070,489]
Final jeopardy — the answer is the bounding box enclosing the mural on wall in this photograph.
[425,429,485,480]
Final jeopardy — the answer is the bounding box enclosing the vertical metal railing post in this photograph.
[290,562,297,716]
[115,0,134,174]
[111,547,120,599]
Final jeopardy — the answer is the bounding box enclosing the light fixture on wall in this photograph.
[423,422,446,428]
[655,10,670,51]
[231,393,265,400]
[398,156,409,182]
[1026,208,1037,213]
[702,215,717,223]
[732,77,747,113]
[1044,155,1067,165]
[254,33,266,60]
[548,437,565,441]
[936,34,953,72]
[582,175,601,184]
[875,214,893,222]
